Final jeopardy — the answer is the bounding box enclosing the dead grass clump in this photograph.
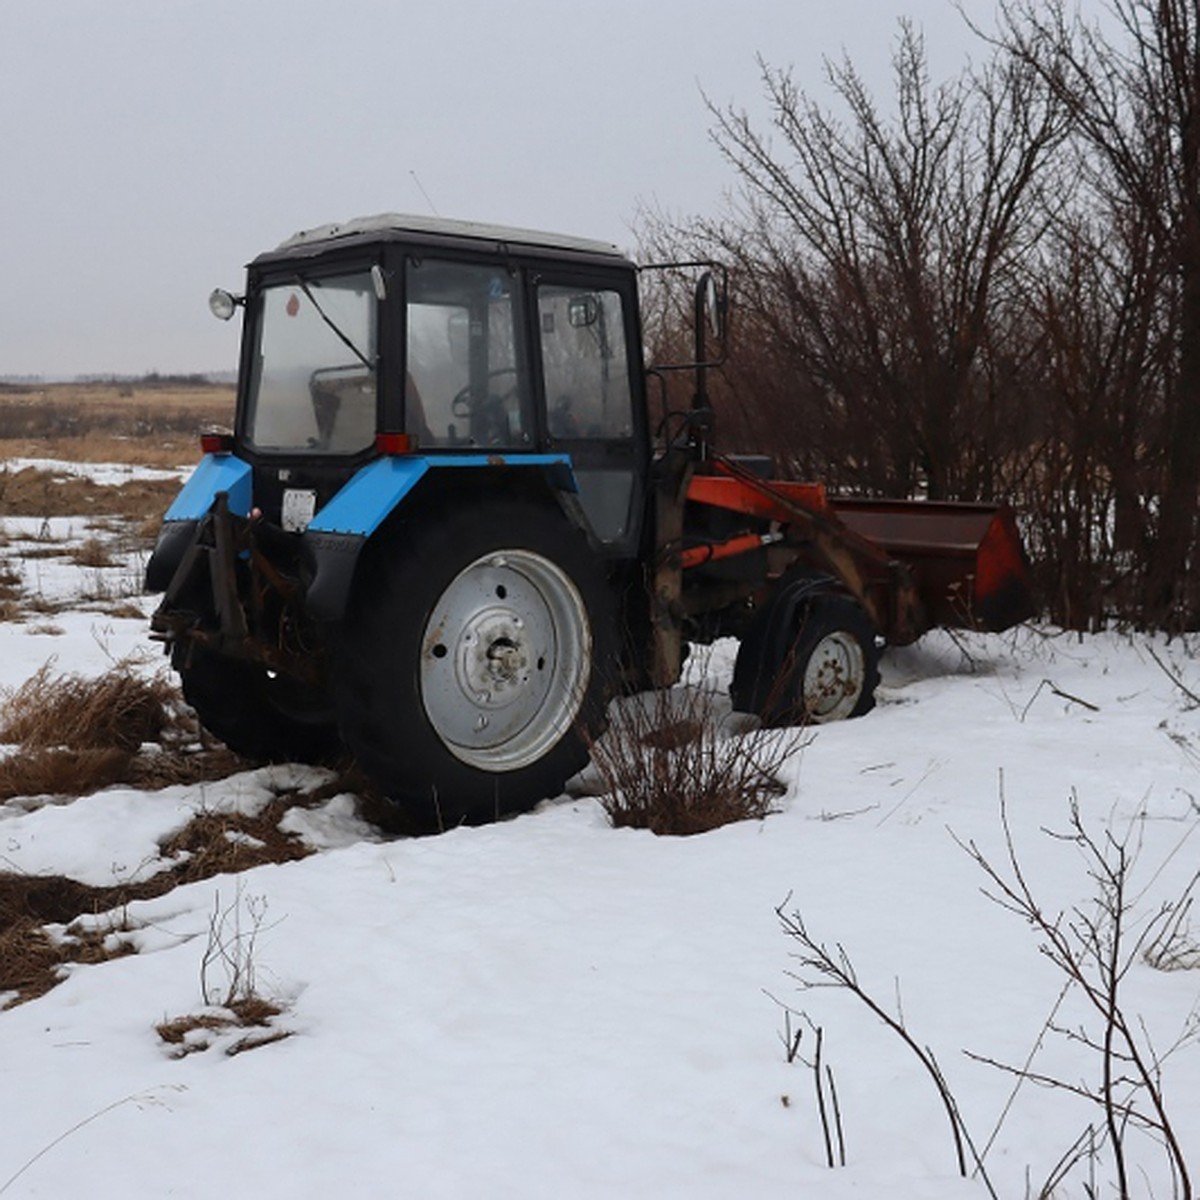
[0,873,136,1005]
[155,999,291,1058]
[587,683,803,835]
[0,662,251,801]
[0,661,174,752]
[70,538,116,568]
[0,748,132,800]
[159,797,316,884]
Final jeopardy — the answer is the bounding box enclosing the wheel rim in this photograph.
[419,549,592,771]
[801,631,865,721]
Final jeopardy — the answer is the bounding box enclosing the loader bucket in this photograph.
[831,498,1036,638]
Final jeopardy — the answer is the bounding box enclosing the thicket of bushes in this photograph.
[641,0,1200,633]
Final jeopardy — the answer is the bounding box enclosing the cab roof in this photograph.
[255,213,630,269]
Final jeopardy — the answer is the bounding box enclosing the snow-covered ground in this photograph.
[1,466,1197,1199]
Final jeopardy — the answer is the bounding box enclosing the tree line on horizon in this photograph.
[639,0,1200,633]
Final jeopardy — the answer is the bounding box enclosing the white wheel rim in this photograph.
[419,549,592,771]
[802,631,865,721]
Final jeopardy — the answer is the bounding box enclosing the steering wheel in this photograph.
[451,366,519,418]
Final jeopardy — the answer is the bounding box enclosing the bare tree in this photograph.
[996,0,1200,628]
[684,23,1065,500]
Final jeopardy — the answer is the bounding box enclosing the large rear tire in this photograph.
[332,500,616,827]
[175,646,343,764]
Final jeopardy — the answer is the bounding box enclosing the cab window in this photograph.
[537,286,633,441]
[405,259,532,448]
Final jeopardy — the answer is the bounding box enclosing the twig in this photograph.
[0,1086,184,1195]
[1146,643,1200,709]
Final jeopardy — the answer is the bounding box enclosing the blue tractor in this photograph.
[146,214,1033,826]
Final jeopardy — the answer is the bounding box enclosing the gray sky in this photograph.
[3,1,993,377]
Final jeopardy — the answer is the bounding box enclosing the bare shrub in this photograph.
[775,796,1198,1196]
[156,884,292,1058]
[776,900,994,1193]
[957,795,1197,1198]
[586,679,800,835]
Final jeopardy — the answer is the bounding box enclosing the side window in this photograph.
[537,286,633,440]
[405,260,532,448]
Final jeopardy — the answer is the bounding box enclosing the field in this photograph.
[0,380,234,469]
[0,388,1197,1199]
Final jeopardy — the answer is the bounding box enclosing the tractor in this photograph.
[146,214,1033,826]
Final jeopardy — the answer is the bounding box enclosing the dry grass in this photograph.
[0,380,234,469]
[587,681,803,835]
[155,999,291,1058]
[0,873,140,1005]
[0,783,359,1007]
[0,661,175,752]
[0,656,367,1008]
[0,464,181,524]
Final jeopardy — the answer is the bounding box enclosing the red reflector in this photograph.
[376,431,415,455]
[200,431,234,455]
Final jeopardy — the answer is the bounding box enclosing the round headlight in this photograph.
[208,288,239,321]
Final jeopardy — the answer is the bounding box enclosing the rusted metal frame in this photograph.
[650,446,694,687]
[703,458,925,642]
[167,495,325,687]
[210,492,249,643]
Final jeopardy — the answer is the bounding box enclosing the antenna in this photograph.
[409,170,439,216]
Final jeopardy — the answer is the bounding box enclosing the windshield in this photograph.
[244,271,378,454]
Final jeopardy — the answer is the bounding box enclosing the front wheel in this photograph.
[332,501,616,827]
[731,586,881,726]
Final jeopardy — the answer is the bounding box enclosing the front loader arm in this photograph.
[683,458,926,644]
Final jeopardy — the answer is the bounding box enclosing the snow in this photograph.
[1,465,1198,1198]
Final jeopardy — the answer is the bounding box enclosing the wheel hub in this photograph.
[802,631,865,720]
[420,550,591,770]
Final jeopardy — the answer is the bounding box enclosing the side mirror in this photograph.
[699,272,726,344]
[568,294,599,328]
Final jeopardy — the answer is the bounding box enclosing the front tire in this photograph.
[731,585,881,726]
[332,500,616,827]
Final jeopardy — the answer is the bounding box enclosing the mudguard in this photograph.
[147,451,581,621]
[145,455,253,592]
[162,454,253,520]
[303,453,579,620]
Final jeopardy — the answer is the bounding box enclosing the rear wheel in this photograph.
[731,584,880,726]
[175,646,342,764]
[332,500,616,827]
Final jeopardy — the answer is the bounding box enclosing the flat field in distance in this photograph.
[0,380,234,469]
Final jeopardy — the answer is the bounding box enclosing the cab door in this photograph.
[533,277,646,555]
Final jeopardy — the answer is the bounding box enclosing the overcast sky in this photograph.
[2,1,1009,377]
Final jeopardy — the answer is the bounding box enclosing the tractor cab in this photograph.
[202,214,650,554]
